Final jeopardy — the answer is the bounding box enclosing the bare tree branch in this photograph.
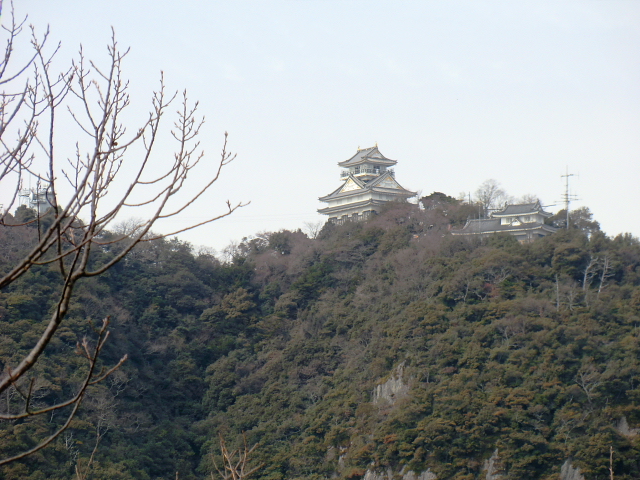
[0,318,125,465]
[0,2,244,464]
[212,433,262,480]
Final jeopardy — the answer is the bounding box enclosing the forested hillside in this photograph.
[1,202,639,480]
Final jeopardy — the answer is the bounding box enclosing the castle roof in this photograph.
[338,146,397,168]
[451,217,558,236]
[491,201,552,218]
[317,198,390,216]
[318,171,415,202]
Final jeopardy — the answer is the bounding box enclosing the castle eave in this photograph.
[319,188,370,202]
[371,186,416,196]
[338,157,397,167]
[317,198,387,215]
[451,222,558,236]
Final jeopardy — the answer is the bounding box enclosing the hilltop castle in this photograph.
[318,146,416,224]
[317,146,559,243]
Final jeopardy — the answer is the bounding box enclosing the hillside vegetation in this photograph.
[1,202,639,480]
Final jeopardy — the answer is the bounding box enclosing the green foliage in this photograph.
[268,231,293,255]
[2,207,640,479]
[12,205,38,224]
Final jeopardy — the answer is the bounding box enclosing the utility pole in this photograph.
[560,168,578,229]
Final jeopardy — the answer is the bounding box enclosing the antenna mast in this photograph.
[560,167,578,229]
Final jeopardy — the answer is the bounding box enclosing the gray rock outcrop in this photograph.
[401,468,437,480]
[615,416,639,438]
[483,448,504,480]
[363,468,436,480]
[363,469,393,480]
[560,460,585,480]
[373,362,409,405]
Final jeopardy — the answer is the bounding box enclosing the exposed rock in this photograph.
[373,362,409,405]
[363,468,436,480]
[483,448,504,480]
[326,446,336,462]
[401,468,437,480]
[337,446,348,470]
[615,416,639,438]
[560,460,585,480]
[363,469,393,480]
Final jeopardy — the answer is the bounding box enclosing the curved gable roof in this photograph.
[492,201,552,218]
[318,174,367,201]
[338,146,398,167]
[368,171,417,196]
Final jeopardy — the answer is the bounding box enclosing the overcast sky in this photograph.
[9,1,640,252]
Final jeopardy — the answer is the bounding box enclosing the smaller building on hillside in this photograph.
[18,183,54,215]
[318,146,416,224]
[451,201,558,243]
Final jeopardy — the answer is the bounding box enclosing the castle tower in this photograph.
[318,146,416,224]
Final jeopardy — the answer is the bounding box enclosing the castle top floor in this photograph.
[337,146,397,182]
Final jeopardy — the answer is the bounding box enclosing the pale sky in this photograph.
[7,1,640,252]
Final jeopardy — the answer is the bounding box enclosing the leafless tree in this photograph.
[515,193,541,204]
[581,254,598,307]
[474,179,509,217]
[565,283,580,312]
[576,364,601,404]
[303,220,324,239]
[582,255,598,292]
[597,254,614,298]
[221,239,241,263]
[0,5,244,464]
[75,382,117,480]
[609,445,615,480]
[212,433,262,480]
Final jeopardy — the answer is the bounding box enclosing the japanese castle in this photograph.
[318,146,416,223]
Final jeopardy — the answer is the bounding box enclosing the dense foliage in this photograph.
[1,202,639,479]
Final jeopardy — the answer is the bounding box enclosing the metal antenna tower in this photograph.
[559,167,578,229]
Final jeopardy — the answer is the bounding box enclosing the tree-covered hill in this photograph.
[1,202,639,479]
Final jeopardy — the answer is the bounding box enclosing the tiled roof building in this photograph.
[451,201,558,243]
[318,146,416,223]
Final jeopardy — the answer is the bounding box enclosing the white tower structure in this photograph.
[18,182,53,215]
[318,146,416,224]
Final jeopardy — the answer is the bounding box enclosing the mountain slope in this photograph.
[1,203,639,479]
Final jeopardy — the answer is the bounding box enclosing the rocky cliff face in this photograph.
[483,449,504,480]
[615,416,639,438]
[559,460,585,480]
[400,469,437,480]
[372,362,409,405]
[362,467,437,480]
[362,469,392,480]
[360,450,587,480]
